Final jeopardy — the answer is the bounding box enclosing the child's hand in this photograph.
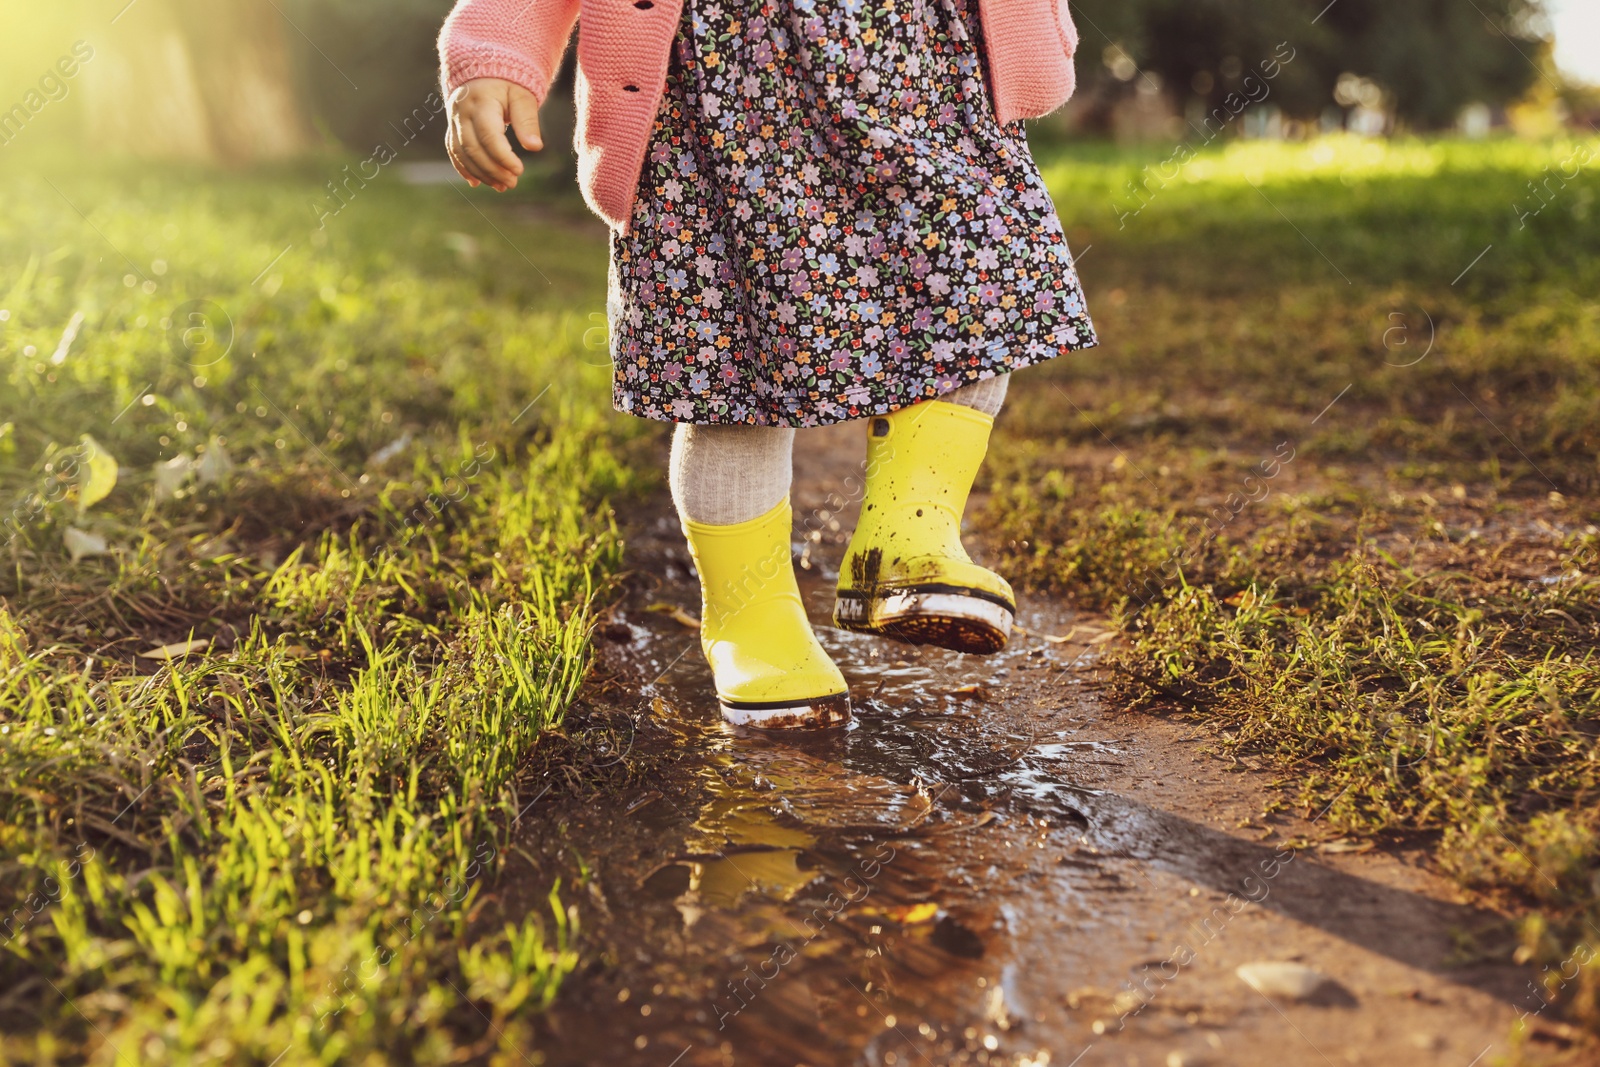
[445,78,543,192]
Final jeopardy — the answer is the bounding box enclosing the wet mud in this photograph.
[507,423,1593,1067]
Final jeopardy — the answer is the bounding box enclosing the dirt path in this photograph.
[508,422,1592,1067]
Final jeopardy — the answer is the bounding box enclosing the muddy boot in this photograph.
[683,497,851,728]
[834,400,1015,653]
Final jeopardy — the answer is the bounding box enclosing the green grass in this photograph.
[1020,136,1600,485]
[990,133,1600,1029]
[0,162,628,1063]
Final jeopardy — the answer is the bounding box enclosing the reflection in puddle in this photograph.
[685,848,813,911]
[674,758,820,917]
[536,551,1121,1066]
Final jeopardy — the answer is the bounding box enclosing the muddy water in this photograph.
[529,538,1120,1066]
[513,425,1583,1067]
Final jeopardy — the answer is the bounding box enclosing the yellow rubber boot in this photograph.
[834,400,1015,653]
[683,497,851,728]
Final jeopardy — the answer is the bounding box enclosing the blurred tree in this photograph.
[285,0,457,157]
[1319,0,1546,127]
[1067,0,1547,128]
[79,0,317,162]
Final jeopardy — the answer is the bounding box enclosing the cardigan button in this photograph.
[623,84,640,92]
[633,1,654,8]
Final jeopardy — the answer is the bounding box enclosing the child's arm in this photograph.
[437,0,580,191]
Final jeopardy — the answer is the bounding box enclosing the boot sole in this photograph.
[719,690,852,730]
[834,588,1014,654]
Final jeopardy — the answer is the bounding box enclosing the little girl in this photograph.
[439,0,1096,729]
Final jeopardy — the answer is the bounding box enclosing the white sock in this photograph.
[942,374,1009,416]
[668,374,1007,526]
[669,423,795,526]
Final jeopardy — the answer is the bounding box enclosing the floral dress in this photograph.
[607,0,1097,427]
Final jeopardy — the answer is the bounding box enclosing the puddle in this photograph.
[506,476,1568,1066]
[510,508,1133,1067]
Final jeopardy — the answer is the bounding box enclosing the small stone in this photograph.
[1236,961,1328,1000]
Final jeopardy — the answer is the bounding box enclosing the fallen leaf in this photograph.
[63,526,109,562]
[1317,838,1375,854]
[645,602,701,630]
[139,638,211,660]
[196,437,234,488]
[1088,630,1120,645]
[368,430,414,467]
[888,902,940,925]
[153,455,194,502]
[76,434,119,514]
[1031,624,1095,644]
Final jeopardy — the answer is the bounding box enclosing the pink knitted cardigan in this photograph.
[439,0,1078,231]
